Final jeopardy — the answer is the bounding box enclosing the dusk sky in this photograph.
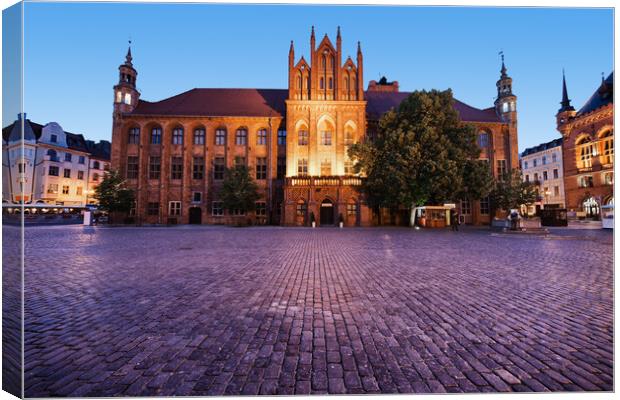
[6,2,614,151]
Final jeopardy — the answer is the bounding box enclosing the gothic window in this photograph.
[320,78,324,90]
[128,127,140,144]
[320,159,331,176]
[328,77,333,89]
[215,128,226,146]
[257,129,267,145]
[236,128,248,145]
[193,128,205,145]
[321,131,332,146]
[344,129,354,146]
[478,131,489,148]
[298,129,308,146]
[576,137,593,169]
[600,130,614,165]
[151,127,162,144]
[172,127,184,145]
[297,159,308,176]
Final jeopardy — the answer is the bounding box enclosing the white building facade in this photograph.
[2,114,110,208]
[520,138,565,215]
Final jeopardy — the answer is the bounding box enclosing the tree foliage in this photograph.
[348,89,494,210]
[219,165,260,214]
[93,169,135,213]
[490,169,538,211]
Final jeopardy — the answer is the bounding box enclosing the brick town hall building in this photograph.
[111,28,519,226]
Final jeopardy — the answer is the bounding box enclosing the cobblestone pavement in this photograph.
[20,225,613,396]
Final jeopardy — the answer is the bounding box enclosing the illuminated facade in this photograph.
[556,72,614,218]
[111,28,519,226]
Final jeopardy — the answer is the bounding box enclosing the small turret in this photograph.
[494,52,517,124]
[113,42,140,114]
[556,69,577,133]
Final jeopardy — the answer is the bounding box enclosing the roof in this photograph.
[520,137,563,157]
[2,119,89,153]
[131,88,502,123]
[364,91,502,122]
[85,140,111,160]
[7,117,37,142]
[576,72,614,117]
[131,88,287,117]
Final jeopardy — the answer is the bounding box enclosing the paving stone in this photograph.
[18,225,612,396]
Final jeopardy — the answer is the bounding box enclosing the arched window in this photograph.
[235,128,248,145]
[193,128,205,145]
[328,77,333,90]
[344,128,354,146]
[172,127,184,145]
[319,119,334,146]
[320,78,324,90]
[298,127,308,146]
[150,127,162,144]
[257,129,268,146]
[576,137,592,169]
[128,127,140,144]
[600,130,614,165]
[215,128,226,146]
[297,74,302,90]
[478,131,489,148]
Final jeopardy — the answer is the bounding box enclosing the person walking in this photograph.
[451,209,459,231]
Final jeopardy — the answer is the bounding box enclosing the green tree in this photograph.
[219,165,260,217]
[348,89,493,224]
[490,169,538,211]
[93,169,135,219]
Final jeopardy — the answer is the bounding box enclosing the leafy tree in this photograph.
[490,169,538,211]
[348,89,493,223]
[93,169,135,215]
[219,165,260,215]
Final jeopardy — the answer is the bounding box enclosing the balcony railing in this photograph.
[286,176,363,187]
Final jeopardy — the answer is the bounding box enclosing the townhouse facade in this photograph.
[520,138,565,215]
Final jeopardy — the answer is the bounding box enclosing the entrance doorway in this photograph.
[189,207,202,224]
[320,199,334,226]
[583,197,600,218]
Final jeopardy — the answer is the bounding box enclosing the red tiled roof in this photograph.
[365,91,501,123]
[131,88,287,117]
[130,88,501,123]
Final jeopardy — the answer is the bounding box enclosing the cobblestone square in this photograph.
[18,225,613,396]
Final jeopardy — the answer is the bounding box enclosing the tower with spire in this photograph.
[556,70,576,135]
[494,53,517,125]
[113,42,140,115]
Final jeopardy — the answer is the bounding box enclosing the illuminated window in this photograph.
[576,137,593,168]
[600,130,614,164]
[62,185,70,195]
[257,129,267,145]
[347,203,357,216]
[47,184,58,194]
[116,91,122,103]
[172,127,184,145]
[151,127,162,144]
[320,159,331,176]
[298,130,308,146]
[345,130,354,146]
[215,128,226,146]
[297,159,308,176]
[296,201,307,217]
[193,128,205,145]
[236,128,248,145]
[320,131,332,146]
[124,93,132,105]
[344,160,353,175]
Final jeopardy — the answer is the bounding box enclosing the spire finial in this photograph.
[337,26,341,39]
[125,38,133,66]
[559,68,574,113]
[499,50,507,77]
[357,41,362,54]
[601,71,605,84]
[311,25,315,37]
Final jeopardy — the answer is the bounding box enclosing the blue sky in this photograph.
[8,3,615,151]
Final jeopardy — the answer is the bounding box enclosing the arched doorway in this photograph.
[582,197,600,218]
[189,207,202,224]
[320,199,334,226]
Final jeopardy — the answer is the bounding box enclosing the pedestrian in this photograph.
[510,209,519,231]
[451,209,459,231]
